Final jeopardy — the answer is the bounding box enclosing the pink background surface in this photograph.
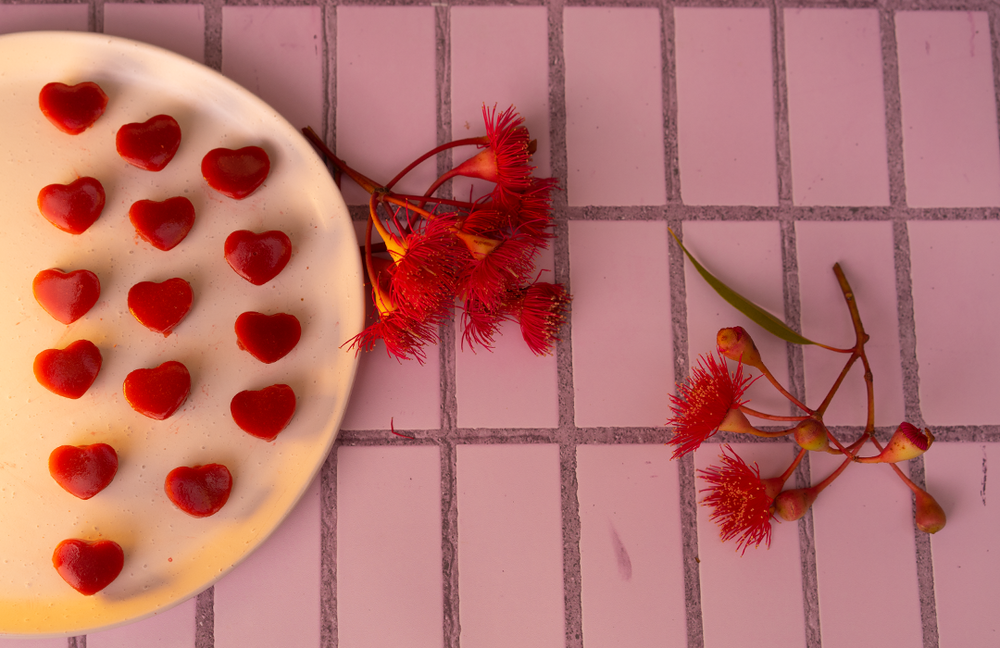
[0,2,996,648]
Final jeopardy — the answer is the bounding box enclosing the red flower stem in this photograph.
[815,353,860,418]
[778,448,808,484]
[364,195,379,282]
[812,454,853,495]
[391,193,478,210]
[756,362,813,415]
[302,126,382,195]
[385,136,487,191]
[739,405,809,422]
[745,428,797,438]
[382,194,436,220]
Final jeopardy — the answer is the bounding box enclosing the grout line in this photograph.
[771,0,794,206]
[879,2,907,210]
[560,442,585,648]
[661,2,680,204]
[203,0,223,72]
[440,440,461,648]
[194,587,214,648]
[320,448,339,648]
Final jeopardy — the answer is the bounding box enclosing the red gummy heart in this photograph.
[37,177,106,235]
[129,197,195,251]
[164,464,232,518]
[202,146,270,199]
[235,312,301,364]
[127,278,193,336]
[116,114,182,172]
[49,443,118,500]
[32,268,101,324]
[123,360,190,420]
[52,538,124,595]
[224,230,292,285]
[33,339,102,399]
[39,81,108,135]
[230,384,296,441]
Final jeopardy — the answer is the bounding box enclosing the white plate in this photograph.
[0,31,363,636]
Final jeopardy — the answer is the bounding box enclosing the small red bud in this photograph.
[717,327,763,370]
[793,419,830,452]
[856,422,934,463]
[914,488,946,534]
[774,488,818,522]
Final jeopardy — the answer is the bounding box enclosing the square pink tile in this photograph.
[568,221,673,428]
[783,8,890,206]
[214,478,321,648]
[337,445,443,648]
[810,451,922,648]
[796,221,904,427]
[104,3,205,64]
[681,221,792,420]
[694,443,806,648]
[564,7,666,206]
[0,4,88,33]
[456,444,564,648]
[895,11,1000,207]
[222,6,324,136]
[576,444,686,648]
[924,443,1000,647]
[674,8,778,206]
[907,221,1000,425]
[87,597,196,648]
[337,6,437,206]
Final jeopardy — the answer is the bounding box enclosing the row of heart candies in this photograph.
[34,80,299,596]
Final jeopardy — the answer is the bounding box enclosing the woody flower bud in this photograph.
[793,419,830,452]
[914,488,947,534]
[774,487,819,522]
[855,422,934,464]
[717,327,763,370]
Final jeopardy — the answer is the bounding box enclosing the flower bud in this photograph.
[914,488,946,534]
[774,487,818,522]
[793,419,830,452]
[717,327,763,369]
[856,422,934,463]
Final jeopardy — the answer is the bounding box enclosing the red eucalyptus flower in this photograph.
[448,105,534,203]
[513,281,571,356]
[698,445,778,554]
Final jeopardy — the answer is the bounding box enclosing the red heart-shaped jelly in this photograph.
[224,230,292,285]
[116,114,182,172]
[37,177,106,235]
[32,268,101,324]
[49,443,118,500]
[129,197,195,251]
[201,146,270,199]
[123,360,190,420]
[127,278,193,336]
[39,81,108,135]
[33,339,102,399]
[165,464,233,518]
[235,312,301,364]
[230,384,297,441]
[52,538,124,595]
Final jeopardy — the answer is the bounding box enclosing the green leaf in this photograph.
[669,227,818,346]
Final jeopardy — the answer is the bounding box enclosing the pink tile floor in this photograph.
[1,2,998,647]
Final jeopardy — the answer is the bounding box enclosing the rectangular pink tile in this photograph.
[907,221,1000,425]
[451,6,550,204]
[0,4,88,33]
[682,221,792,420]
[924,443,999,648]
[576,445,686,648]
[674,8,778,206]
[564,7,666,206]
[456,444,563,648]
[337,6,437,206]
[810,451,922,648]
[568,221,672,428]
[87,597,196,648]
[222,6,323,134]
[0,637,70,648]
[895,11,1000,207]
[337,446,443,648]
[695,443,806,648]
[796,222,904,427]
[783,8,889,207]
[214,478,321,648]
[340,221,441,431]
[104,3,205,64]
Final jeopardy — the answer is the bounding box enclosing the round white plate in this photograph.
[0,31,363,636]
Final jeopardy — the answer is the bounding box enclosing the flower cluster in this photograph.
[304,106,570,362]
[667,254,946,552]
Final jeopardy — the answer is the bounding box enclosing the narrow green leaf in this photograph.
[669,228,818,346]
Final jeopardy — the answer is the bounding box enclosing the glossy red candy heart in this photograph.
[39,81,108,135]
[235,312,301,364]
[123,360,190,420]
[32,268,101,324]
[164,464,233,518]
[128,196,195,251]
[224,230,292,285]
[48,443,118,500]
[33,339,102,399]
[230,384,296,441]
[127,278,193,336]
[116,114,182,171]
[201,146,270,199]
[37,177,106,235]
[52,538,124,595]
